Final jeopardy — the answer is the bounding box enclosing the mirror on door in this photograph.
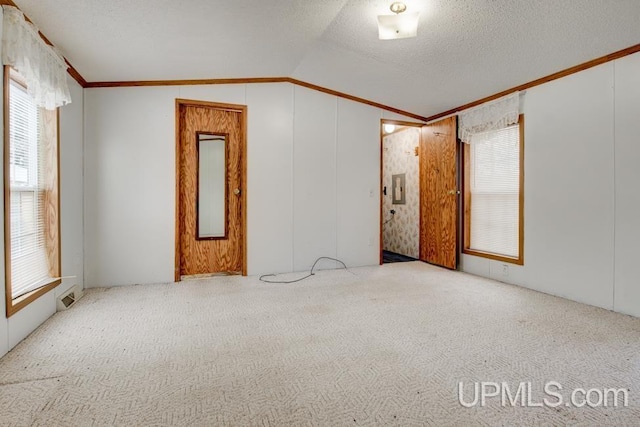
[196,132,228,240]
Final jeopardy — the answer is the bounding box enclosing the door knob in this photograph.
[447,190,460,195]
[234,188,241,195]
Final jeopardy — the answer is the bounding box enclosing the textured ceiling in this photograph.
[13,0,640,117]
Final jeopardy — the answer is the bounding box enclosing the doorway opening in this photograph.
[380,120,422,264]
[380,117,459,269]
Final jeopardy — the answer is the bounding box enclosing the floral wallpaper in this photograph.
[382,127,420,259]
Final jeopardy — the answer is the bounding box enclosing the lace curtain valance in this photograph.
[458,92,520,144]
[2,6,71,110]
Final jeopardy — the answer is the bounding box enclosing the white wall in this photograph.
[84,87,177,286]
[0,75,84,358]
[293,87,338,270]
[461,52,640,316]
[7,289,56,349]
[246,83,294,275]
[0,305,5,358]
[336,98,381,267]
[613,53,640,317]
[59,77,86,298]
[84,82,388,286]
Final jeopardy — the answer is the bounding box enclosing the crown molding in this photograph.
[86,76,429,122]
[424,42,640,123]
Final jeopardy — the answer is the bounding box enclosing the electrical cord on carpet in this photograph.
[259,257,348,284]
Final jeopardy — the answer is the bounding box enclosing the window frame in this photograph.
[462,115,524,265]
[3,65,61,317]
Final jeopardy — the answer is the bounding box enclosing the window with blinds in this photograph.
[5,67,60,309]
[464,120,523,263]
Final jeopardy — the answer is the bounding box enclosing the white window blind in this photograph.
[8,75,53,299]
[469,124,520,258]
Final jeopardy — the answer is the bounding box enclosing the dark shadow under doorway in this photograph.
[382,250,417,264]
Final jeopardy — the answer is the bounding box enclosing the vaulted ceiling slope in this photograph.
[13,0,640,118]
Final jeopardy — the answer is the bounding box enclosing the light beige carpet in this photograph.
[1,262,639,426]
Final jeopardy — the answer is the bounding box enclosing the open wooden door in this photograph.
[419,117,458,269]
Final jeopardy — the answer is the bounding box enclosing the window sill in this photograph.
[6,278,61,318]
[462,248,524,266]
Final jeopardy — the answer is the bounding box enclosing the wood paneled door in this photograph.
[175,99,247,280]
[419,117,458,269]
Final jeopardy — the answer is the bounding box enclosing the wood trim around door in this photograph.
[379,119,425,265]
[174,98,248,281]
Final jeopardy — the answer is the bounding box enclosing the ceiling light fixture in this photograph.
[389,2,407,14]
[384,124,396,133]
[377,2,419,40]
